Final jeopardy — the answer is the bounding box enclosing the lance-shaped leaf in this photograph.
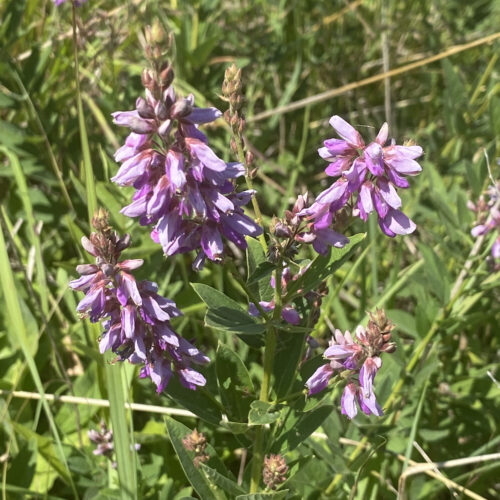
[216,344,255,422]
[284,233,366,300]
[191,283,265,347]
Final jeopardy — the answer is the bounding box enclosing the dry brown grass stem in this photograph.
[311,0,364,32]
[249,32,500,123]
[314,435,492,500]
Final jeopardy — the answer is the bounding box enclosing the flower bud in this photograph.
[245,150,254,167]
[101,264,115,277]
[116,233,131,251]
[136,98,155,119]
[129,118,154,135]
[155,101,168,121]
[141,69,155,90]
[151,19,165,44]
[158,119,172,137]
[76,264,98,275]
[238,117,246,134]
[224,63,238,82]
[159,64,174,88]
[171,99,193,119]
[274,222,292,238]
[230,112,239,128]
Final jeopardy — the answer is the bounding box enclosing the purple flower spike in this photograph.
[71,218,209,393]
[306,115,423,238]
[304,311,396,419]
[111,70,262,268]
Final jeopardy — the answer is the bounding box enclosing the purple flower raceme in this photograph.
[70,213,209,392]
[111,63,262,270]
[305,309,396,419]
[300,116,423,238]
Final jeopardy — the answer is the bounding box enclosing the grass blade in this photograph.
[0,146,48,314]
[0,221,78,499]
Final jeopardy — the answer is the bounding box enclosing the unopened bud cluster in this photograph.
[269,193,349,260]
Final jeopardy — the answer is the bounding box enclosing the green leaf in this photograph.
[191,283,265,346]
[166,376,222,426]
[12,422,72,485]
[104,361,137,500]
[274,405,333,453]
[246,237,274,301]
[272,330,307,399]
[200,464,245,496]
[1,147,48,314]
[216,344,255,422]
[165,418,219,500]
[284,233,366,300]
[248,401,281,426]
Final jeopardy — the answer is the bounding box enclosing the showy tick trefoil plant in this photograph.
[70,21,425,495]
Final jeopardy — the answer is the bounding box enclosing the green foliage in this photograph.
[1,0,499,498]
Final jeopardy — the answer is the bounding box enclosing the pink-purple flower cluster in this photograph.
[70,220,209,392]
[300,116,423,238]
[305,310,395,419]
[469,184,500,260]
[248,267,302,325]
[111,66,262,270]
[273,193,349,256]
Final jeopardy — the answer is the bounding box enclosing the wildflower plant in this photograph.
[64,20,429,495]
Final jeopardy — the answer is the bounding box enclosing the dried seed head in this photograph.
[263,454,288,490]
[182,429,209,467]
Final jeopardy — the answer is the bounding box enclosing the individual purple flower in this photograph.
[305,310,396,419]
[301,116,423,238]
[111,66,262,269]
[70,212,209,393]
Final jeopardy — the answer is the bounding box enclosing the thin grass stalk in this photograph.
[0,148,48,314]
[249,32,500,123]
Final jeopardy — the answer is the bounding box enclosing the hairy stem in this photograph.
[249,264,282,492]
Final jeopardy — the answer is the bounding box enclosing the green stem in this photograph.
[249,264,282,492]
[232,128,268,253]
